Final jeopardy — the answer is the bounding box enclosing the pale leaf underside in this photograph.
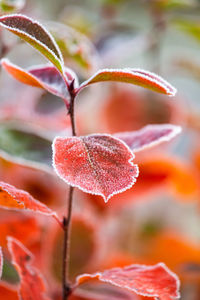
[52,134,139,202]
[77,263,180,300]
[114,124,182,152]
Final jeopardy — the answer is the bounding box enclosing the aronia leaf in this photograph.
[114,124,182,153]
[76,263,180,300]
[1,58,78,105]
[7,237,50,300]
[0,181,61,226]
[77,69,177,96]
[52,134,139,202]
[0,14,64,74]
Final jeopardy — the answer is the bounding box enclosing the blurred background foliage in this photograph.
[1,1,200,299]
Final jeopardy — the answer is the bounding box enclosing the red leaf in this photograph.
[0,181,61,226]
[52,134,139,202]
[1,58,78,106]
[0,14,64,73]
[8,237,50,300]
[114,124,182,152]
[77,69,177,96]
[76,263,180,300]
[0,247,3,279]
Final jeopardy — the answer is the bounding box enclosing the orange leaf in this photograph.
[8,237,50,300]
[1,58,78,106]
[0,181,61,226]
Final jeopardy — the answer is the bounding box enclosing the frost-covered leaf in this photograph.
[1,58,78,105]
[114,124,182,153]
[0,247,3,279]
[0,14,64,73]
[77,69,177,96]
[52,134,138,202]
[77,263,180,300]
[8,237,50,300]
[0,181,61,225]
[0,0,25,13]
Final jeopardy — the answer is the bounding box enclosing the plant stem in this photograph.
[69,94,76,136]
[62,186,74,300]
[62,90,76,300]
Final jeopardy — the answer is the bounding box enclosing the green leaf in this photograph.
[0,124,52,170]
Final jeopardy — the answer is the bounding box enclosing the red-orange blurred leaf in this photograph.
[77,263,180,300]
[140,232,200,271]
[0,215,40,248]
[0,14,64,73]
[45,214,99,283]
[0,283,18,300]
[8,237,50,300]
[0,181,61,225]
[1,59,78,106]
[52,134,138,202]
[77,69,177,96]
[114,124,181,152]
